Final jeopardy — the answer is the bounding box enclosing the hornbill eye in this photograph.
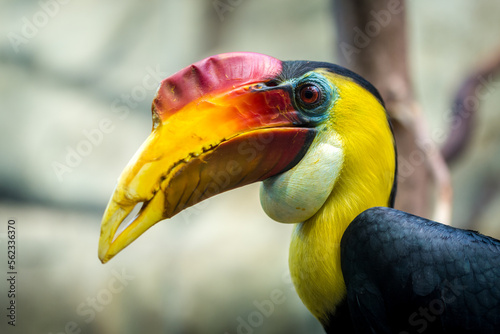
[299,84,321,106]
[295,79,331,116]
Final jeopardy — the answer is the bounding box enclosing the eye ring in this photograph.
[296,83,325,111]
[293,73,334,119]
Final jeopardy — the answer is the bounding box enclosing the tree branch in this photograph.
[441,48,500,163]
[332,0,452,223]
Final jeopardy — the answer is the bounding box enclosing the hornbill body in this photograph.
[98,52,500,333]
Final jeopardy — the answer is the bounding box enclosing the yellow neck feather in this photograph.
[289,72,395,323]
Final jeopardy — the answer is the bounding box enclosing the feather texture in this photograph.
[340,207,500,333]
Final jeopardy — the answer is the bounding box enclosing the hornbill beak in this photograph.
[98,52,317,263]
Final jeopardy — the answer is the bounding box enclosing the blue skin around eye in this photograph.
[292,72,336,123]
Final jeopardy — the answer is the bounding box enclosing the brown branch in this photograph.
[441,49,500,163]
[332,0,452,223]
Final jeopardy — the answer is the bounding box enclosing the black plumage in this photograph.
[336,207,500,333]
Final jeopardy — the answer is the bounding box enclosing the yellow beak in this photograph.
[98,53,316,263]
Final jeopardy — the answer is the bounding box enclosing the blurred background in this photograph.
[1,0,500,333]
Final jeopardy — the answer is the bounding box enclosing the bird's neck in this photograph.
[289,199,353,323]
[289,105,395,323]
[289,178,391,323]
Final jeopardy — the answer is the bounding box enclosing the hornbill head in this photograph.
[98,52,396,274]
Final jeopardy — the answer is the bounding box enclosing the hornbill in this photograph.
[98,52,500,333]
